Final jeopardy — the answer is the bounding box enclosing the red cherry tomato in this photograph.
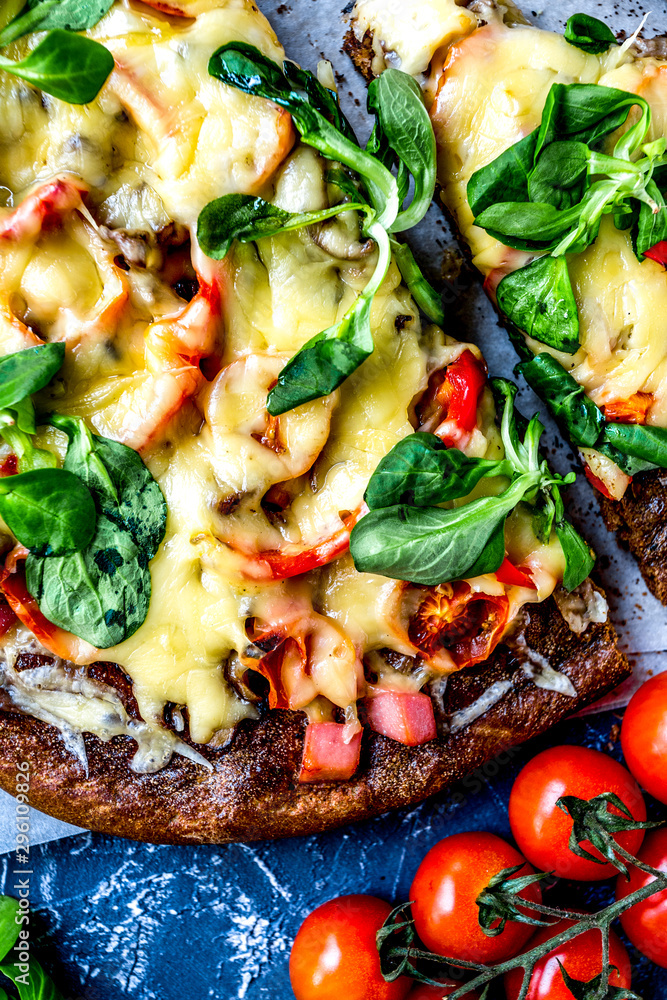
[289,895,411,1000]
[409,832,542,964]
[616,828,667,967]
[407,983,480,999]
[622,673,667,805]
[509,746,647,880]
[504,919,632,1000]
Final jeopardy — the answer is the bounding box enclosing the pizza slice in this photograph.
[347,0,667,604]
[0,0,627,843]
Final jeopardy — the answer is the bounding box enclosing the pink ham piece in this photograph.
[298,723,362,783]
[365,690,437,746]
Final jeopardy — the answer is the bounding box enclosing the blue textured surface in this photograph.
[2,710,667,999]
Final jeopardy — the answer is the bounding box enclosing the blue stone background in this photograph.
[2,1,667,998]
[2,712,667,997]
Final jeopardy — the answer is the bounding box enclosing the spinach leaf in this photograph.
[364,432,511,510]
[528,141,590,209]
[633,180,667,258]
[518,353,605,447]
[350,486,519,586]
[368,68,436,233]
[596,439,657,477]
[267,221,391,414]
[0,956,65,1000]
[208,43,399,228]
[0,29,114,104]
[564,13,617,54]
[0,0,114,46]
[0,897,20,963]
[0,408,58,472]
[281,57,357,143]
[464,515,508,578]
[49,413,166,558]
[24,415,167,646]
[0,342,65,414]
[26,513,149,647]
[536,84,648,154]
[197,194,366,260]
[497,256,580,354]
[556,518,595,590]
[389,238,444,325]
[603,422,667,468]
[0,468,96,555]
[475,201,581,252]
[468,132,538,217]
[489,377,529,461]
[266,293,374,415]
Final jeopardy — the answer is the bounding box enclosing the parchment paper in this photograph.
[1,0,663,854]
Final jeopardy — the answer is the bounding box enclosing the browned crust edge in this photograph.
[597,469,667,604]
[0,596,628,844]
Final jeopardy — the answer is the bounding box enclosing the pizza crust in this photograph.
[0,595,628,843]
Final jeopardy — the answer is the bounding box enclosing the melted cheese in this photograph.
[355,0,667,493]
[0,0,578,755]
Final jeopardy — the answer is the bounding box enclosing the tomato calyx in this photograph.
[374,791,667,999]
[554,962,639,1000]
[557,792,660,878]
[475,862,551,938]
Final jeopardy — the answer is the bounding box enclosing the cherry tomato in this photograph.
[404,581,509,669]
[407,982,479,999]
[509,746,646,880]
[409,832,542,964]
[289,895,411,1000]
[622,673,667,805]
[617,828,667,967]
[504,919,631,1000]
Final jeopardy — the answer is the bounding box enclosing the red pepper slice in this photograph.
[604,392,653,425]
[495,557,537,590]
[644,240,667,267]
[583,464,616,500]
[444,349,488,433]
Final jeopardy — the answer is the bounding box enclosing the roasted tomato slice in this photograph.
[604,392,653,424]
[404,581,510,669]
[416,349,487,447]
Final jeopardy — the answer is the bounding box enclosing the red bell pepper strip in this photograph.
[444,349,488,434]
[226,507,364,582]
[298,723,362,783]
[644,241,667,267]
[0,548,95,661]
[495,557,536,590]
[583,464,615,500]
[604,393,653,425]
[364,690,437,746]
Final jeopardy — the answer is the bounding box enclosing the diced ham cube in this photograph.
[298,722,362,783]
[365,690,437,746]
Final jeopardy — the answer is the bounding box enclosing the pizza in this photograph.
[347,0,667,604]
[0,0,627,844]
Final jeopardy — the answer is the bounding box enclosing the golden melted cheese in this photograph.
[353,0,667,495]
[0,0,570,750]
